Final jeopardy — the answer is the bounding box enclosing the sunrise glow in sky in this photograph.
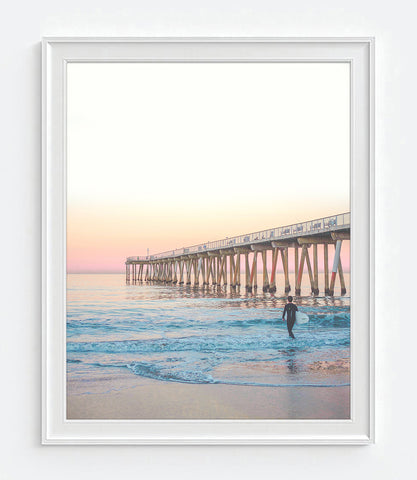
[67,63,350,273]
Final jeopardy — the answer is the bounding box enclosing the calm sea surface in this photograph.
[67,273,350,387]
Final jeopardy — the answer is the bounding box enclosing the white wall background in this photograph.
[0,1,414,478]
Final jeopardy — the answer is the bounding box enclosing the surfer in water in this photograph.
[282,296,298,339]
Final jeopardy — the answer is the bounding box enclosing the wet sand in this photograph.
[67,373,350,420]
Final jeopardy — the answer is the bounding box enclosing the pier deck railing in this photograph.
[127,212,350,262]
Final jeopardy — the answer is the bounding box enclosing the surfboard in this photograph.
[295,311,309,325]
[283,311,309,325]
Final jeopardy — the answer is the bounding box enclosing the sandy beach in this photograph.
[67,372,350,420]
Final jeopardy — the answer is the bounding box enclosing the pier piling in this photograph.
[282,248,290,293]
[245,253,250,291]
[250,252,258,291]
[295,246,306,295]
[313,244,319,295]
[269,248,278,293]
[329,240,342,295]
[262,250,269,292]
[294,246,299,291]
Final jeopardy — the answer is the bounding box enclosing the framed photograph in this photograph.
[42,37,374,444]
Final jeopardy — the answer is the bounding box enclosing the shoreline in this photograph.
[67,373,350,420]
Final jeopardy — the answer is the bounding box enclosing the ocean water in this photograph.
[67,274,350,388]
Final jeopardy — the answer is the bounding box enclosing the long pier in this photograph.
[126,212,350,296]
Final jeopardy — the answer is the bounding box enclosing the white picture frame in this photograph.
[42,37,374,445]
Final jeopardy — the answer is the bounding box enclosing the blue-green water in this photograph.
[67,274,350,387]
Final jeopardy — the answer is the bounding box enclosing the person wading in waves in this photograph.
[282,296,298,339]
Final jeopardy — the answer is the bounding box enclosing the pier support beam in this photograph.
[210,257,216,285]
[269,248,279,293]
[193,258,199,285]
[206,258,210,285]
[229,254,236,288]
[338,254,347,295]
[250,252,258,291]
[324,244,330,295]
[172,261,178,284]
[205,257,210,284]
[331,231,350,241]
[245,253,250,291]
[198,257,203,285]
[313,244,319,295]
[216,256,221,286]
[222,255,227,285]
[304,246,315,294]
[178,260,183,284]
[233,253,241,287]
[234,247,252,287]
[329,240,342,295]
[217,255,226,286]
[281,247,291,293]
[262,250,269,292]
[186,259,192,285]
[294,246,299,291]
[250,245,269,291]
[168,262,172,283]
[202,257,208,285]
[295,246,306,295]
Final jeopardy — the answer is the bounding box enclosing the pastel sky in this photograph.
[67,63,350,273]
